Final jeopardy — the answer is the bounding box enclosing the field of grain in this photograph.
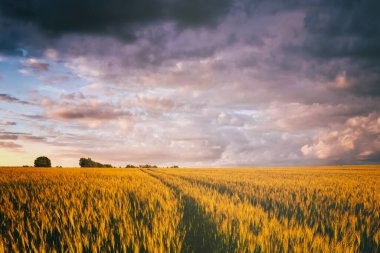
[0,166,379,252]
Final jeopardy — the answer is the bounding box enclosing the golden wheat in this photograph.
[0,166,379,252]
[0,168,184,253]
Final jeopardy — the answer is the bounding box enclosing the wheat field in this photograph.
[0,166,379,252]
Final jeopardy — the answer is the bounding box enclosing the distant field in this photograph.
[0,166,379,252]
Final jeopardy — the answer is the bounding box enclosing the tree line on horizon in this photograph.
[32,156,178,168]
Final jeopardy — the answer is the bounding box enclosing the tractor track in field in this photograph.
[159,171,311,226]
[156,171,235,196]
[140,169,228,253]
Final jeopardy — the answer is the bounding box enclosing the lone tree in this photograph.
[34,156,51,167]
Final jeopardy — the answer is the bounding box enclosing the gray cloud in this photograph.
[49,106,131,120]
[21,135,47,142]
[0,120,16,126]
[36,96,135,129]
[0,134,18,140]
[0,94,29,104]
[0,131,47,142]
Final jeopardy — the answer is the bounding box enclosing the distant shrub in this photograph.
[79,157,112,168]
[34,156,51,167]
[139,164,158,168]
[126,164,137,168]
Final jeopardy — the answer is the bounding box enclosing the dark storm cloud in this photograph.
[0,0,233,42]
[0,13,48,55]
[302,0,380,97]
[303,0,380,60]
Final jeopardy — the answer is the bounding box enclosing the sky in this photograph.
[0,0,380,167]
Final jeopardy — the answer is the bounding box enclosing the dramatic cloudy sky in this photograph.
[0,0,380,167]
